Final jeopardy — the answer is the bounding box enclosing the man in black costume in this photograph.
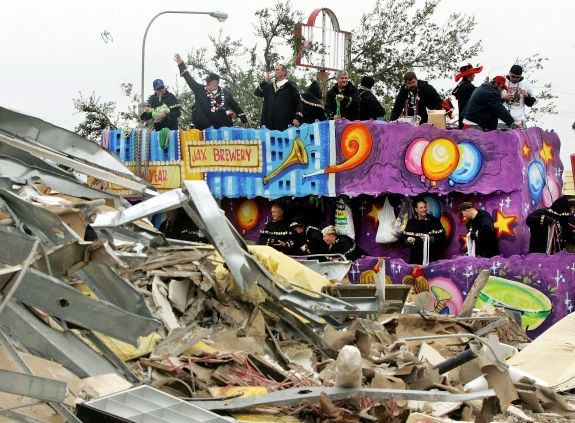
[325,70,360,121]
[175,54,247,130]
[258,203,293,253]
[526,196,575,254]
[463,76,522,131]
[358,75,385,120]
[140,78,182,131]
[299,81,328,124]
[459,202,499,258]
[402,199,446,264]
[159,209,206,243]
[321,225,364,261]
[452,64,482,129]
[255,64,302,131]
[390,71,443,124]
[289,215,325,255]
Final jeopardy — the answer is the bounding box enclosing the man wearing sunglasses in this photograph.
[502,65,536,124]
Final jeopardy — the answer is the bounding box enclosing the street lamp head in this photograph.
[209,11,228,22]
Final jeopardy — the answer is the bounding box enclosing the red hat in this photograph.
[454,64,483,82]
[492,75,508,91]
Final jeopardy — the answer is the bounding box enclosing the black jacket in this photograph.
[328,234,364,261]
[178,63,246,130]
[300,82,328,124]
[358,87,385,120]
[255,79,302,131]
[402,215,447,264]
[466,210,499,258]
[140,90,181,131]
[464,82,515,131]
[160,210,206,243]
[390,80,442,124]
[290,225,326,255]
[526,197,574,254]
[258,219,293,253]
[325,82,360,121]
[453,79,476,129]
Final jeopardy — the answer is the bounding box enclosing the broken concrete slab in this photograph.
[508,311,575,392]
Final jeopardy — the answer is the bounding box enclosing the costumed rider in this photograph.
[501,64,536,125]
[289,215,326,255]
[321,225,364,261]
[300,80,328,124]
[458,202,499,258]
[140,78,182,130]
[175,54,247,129]
[160,209,207,243]
[254,64,302,131]
[389,71,443,124]
[526,196,575,254]
[325,70,360,121]
[452,64,482,129]
[258,203,293,253]
[358,75,385,120]
[402,199,446,265]
[463,76,523,131]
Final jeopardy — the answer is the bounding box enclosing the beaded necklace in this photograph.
[205,87,225,113]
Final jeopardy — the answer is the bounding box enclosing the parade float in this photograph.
[100,118,574,338]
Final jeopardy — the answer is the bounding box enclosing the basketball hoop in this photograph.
[295,8,351,72]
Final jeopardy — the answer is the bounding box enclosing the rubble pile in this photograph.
[0,181,573,423]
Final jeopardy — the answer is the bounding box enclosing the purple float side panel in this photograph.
[353,252,575,339]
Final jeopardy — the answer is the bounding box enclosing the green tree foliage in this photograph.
[350,0,482,111]
[73,93,118,141]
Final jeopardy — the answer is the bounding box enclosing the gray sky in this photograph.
[2,0,574,166]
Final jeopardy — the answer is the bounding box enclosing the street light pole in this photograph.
[140,10,228,106]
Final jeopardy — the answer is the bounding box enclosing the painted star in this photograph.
[521,142,531,159]
[493,209,518,238]
[539,140,554,165]
[367,204,380,224]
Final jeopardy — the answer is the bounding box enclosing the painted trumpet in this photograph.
[263,138,308,185]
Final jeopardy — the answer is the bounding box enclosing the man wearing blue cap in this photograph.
[140,79,182,130]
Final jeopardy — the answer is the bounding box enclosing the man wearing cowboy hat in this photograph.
[175,53,248,130]
[452,64,483,129]
[463,76,523,131]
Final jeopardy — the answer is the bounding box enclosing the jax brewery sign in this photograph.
[183,140,263,173]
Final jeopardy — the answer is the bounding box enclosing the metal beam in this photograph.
[0,240,39,315]
[0,302,121,378]
[0,154,116,201]
[0,328,83,423]
[190,386,496,411]
[0,188,79,246]
[0,106,138,179]
[11,268,159,345]
[0,131,156,197]
[0,370,67,403]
